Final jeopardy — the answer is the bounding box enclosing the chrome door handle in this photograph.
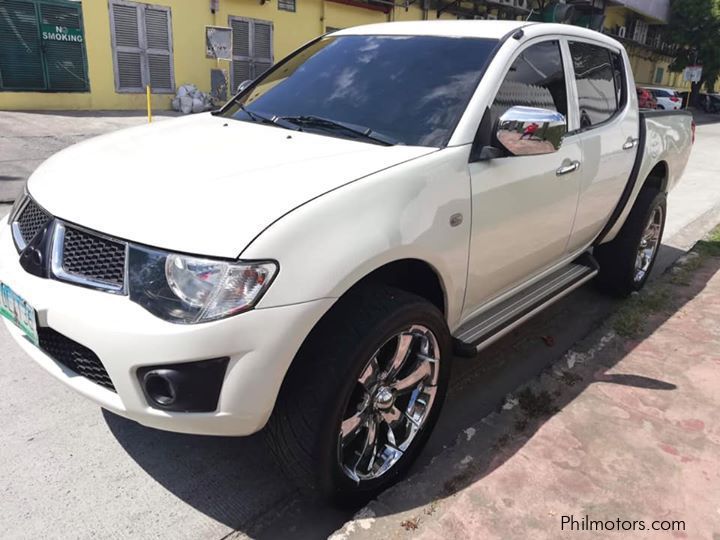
[623,138,639,150]
[556,161,580,176]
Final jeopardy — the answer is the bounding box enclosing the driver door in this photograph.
[463,39,583,318]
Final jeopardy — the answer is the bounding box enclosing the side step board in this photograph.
[454,253,599,355]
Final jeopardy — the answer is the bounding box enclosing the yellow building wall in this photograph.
[0,0,215,110]
[23,1,719,109]
[601,6,698,92]
[603,6,626,31]
[0,0,449,111]
[324,2,386,30]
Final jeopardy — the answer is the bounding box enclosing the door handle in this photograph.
[556,160,580,176]
[623,138,639,150]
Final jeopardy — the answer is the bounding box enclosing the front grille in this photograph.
[11,197,128,292]
[16,199,51,246]
[38,327,115,391]
[62,227,126,287]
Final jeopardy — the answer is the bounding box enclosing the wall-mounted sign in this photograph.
[684,65,703,83]
[206,26,232,60]
[41,24,83,43]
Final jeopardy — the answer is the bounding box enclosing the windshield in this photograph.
[219,35,498,147]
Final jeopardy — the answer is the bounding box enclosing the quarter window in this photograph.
[491,40,568,120]
[569,42,618,129]
[611,51,626,109]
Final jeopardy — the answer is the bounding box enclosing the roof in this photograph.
[331,21,623,51]
[332,20,531,40]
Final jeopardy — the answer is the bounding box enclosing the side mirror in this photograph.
[237,79,253,93]
[496,106,567,157]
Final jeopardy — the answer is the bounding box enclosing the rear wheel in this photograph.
[266,286,452,505]
[595,187,666,297]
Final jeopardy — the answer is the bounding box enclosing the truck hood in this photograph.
[28,113,434,258]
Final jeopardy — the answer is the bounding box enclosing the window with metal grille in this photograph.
[109,0,174,93]
[229,16,273,93]
[278,0,296,12]
[0,0,89,92]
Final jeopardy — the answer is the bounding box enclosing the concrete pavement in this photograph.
[0,110,176,202]
[0,114,719,539]
[332,229,720,540]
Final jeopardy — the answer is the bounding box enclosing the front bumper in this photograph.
[0,222,333,435]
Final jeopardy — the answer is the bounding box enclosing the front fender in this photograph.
[240,146,473,330]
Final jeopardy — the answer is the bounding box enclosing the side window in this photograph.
[491,40,568,121]
[569,42,618,129]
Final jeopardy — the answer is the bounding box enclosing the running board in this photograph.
[454,253,599,355]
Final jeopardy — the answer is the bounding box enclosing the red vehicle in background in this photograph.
[637,87,657,109]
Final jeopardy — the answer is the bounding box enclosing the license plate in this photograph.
[0,282,38,346]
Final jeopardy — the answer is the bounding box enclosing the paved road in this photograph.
[0,111,176,203]
[1,118,719,540]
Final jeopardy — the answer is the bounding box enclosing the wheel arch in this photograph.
[276,256,448,378]
[596,158,670,245]
[268,257,449,428]
[340,258,447,316]
[643,160,669,193]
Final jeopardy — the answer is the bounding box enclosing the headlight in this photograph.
[128,244,277,324]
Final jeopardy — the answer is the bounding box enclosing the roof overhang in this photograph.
[607,0,669,24]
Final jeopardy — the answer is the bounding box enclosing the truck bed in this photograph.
[597,109,694,245]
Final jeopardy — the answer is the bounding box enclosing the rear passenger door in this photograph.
[565,41,638,252]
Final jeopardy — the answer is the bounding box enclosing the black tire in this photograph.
[595,187,667,297]
[266,285,452,506]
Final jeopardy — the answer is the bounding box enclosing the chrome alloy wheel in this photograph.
[634,206,663,283]
[337,325,440,483]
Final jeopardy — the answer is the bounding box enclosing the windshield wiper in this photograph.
[279,115,398,146]
[237,104,300,131]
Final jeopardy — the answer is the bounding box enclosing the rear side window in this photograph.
[491,40,568,119]
[611,51,626,109]
[569,42,618,129]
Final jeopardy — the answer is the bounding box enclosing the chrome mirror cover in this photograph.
[496,106,567,156]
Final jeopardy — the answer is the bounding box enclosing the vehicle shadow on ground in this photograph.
[363,244,720,524]
[104,242,705,539]
[102,411,310,533]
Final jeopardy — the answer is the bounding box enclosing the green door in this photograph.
[0,0,88,92]
[0,0,46,90]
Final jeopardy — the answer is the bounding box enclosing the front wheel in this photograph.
[266,286,452,505]
[595,187,666,297]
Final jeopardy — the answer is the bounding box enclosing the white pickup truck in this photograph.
[1,21,693,502]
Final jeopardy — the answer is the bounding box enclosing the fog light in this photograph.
[143,372,176,406]
[137,357,229,412]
